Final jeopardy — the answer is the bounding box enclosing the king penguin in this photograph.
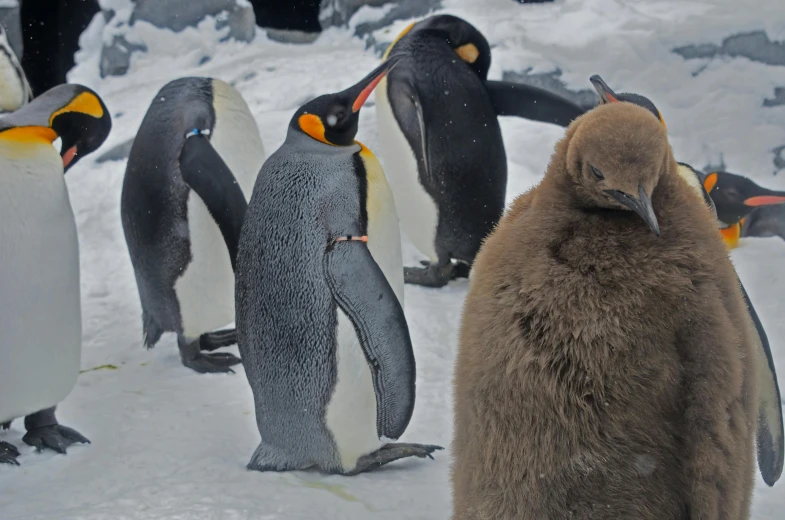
[235,59,442,475]
[0,83,111,465]
[121,77,265,374]
[375,14,585,287]
[590,73,784,486]
[0,23,32,114]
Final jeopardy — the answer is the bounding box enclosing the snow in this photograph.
[2,0,785,518]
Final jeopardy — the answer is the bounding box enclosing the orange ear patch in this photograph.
[0,126,57,143]
[455,43,479,64]
[298,114,331,145]
[49,92,104,125]
[703,172,718,193]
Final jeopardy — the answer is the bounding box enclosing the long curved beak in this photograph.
[744,191,785,207]
[605,184,660,236]
[590,74,620,104]
[347,57,399,113]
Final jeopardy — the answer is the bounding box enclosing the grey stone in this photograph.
[0,4,22,60]
[502,69,599,111]
[264,28,320,45]
[764,87,785,107]
[95,136,135,164]
[100,34,147,78]
[321,0,441,38]
[674,30,785,67]
[773,145,785,172]
[132,0,255,42]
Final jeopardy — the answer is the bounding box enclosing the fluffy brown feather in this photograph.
[452,102,757,519]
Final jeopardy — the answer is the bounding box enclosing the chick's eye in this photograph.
[590,165,604,180]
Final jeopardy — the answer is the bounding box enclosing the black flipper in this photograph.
[179,134,248,270]
[387,75,430,180]
[484,80,585,126]
[739,281,784,485]
[323,239,416,440]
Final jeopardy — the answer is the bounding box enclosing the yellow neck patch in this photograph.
[657,110,667,131]
[0,126,57,144]
[383,21,417,60]
[298,113,332,145]
[720,222,741,249]
[455,43,479,64]
[49,92,104,125]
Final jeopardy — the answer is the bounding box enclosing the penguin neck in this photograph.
[286,127,361,156]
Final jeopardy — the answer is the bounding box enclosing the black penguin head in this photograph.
[0,83,111,172]
[385,15,492,80]
[292,59,396,146]
[565,102,669,236]
[590,74,667,130]
[703,170,785,224]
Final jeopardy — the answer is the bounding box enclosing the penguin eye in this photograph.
[590,165,604,180]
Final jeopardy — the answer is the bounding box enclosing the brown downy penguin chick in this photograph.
[452,102,758,519]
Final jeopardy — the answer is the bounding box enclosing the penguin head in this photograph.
[564,102,669,236]
[703,170,785,224]
[292,59,396,146]
[589,74,667,130]
[0,83,111,172]
[384,15,492,79]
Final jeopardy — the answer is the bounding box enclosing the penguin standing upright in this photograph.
[375,14,585,287]
[0,23,32,113]
[236,59,442,475]
[453,102,759,518]
[589,74,784,485]
[121,77,265,374]
[0,84,111,465]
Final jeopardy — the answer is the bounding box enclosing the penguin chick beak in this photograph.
[605,184,660,236]
[590,74,620,104]
[349,58,399,113]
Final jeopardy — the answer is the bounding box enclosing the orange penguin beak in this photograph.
[744,195,785,207]
[62,146,77,168]
[349,58,398,113]
[590,74,620,104]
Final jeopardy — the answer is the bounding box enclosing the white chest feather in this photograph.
[0,142,81,423]
[325,147,405,471]
[0,45,28,113]
[174,80,266,339]
[375,78,440,262]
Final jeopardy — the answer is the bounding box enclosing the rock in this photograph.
[101,34,147,78]
[502,69,598,112]
[764,87,785,107]
[264,28,320,45]
[95,136,135,164]
[0,1,22,59]
[132,0,255,42]
[320,0,441,37]
[673,30,785,67]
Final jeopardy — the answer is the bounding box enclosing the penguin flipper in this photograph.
[179,134,247,270]
[387,75,431,180]
[739,281,784,485]
[324,240,416,440]
[484,80,585,126]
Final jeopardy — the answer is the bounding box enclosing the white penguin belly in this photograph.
[174,192,237,339]
[0,53,25,112]
[0,145,81,423]
[324,145,406,471]
[375,80,440,263]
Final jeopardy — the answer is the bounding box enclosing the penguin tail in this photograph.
[142,310,164,349]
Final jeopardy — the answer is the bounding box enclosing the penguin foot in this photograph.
[404,262,454,287]
[0,441,20,465]
[199,328,238,352]
[344,442,444,475]
[179,340,241,374]
[23,425,90,455]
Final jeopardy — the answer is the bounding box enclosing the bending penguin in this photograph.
[375,14,585,287]
[236,59,442,475]
[1,84,111,465]
[121,77,265,374]
[590,74,784,486]
[0,23,32,114]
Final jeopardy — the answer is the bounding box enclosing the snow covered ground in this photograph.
[1,0,784,518]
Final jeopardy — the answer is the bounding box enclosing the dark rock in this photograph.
[764,87,785,107]
[320,0,441,38]
[95,137,135,164]
[773,145,785,172]
[674,30,785,67]
[100,34,147,79]
[132,0,254,42]
[502,68,598,111]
